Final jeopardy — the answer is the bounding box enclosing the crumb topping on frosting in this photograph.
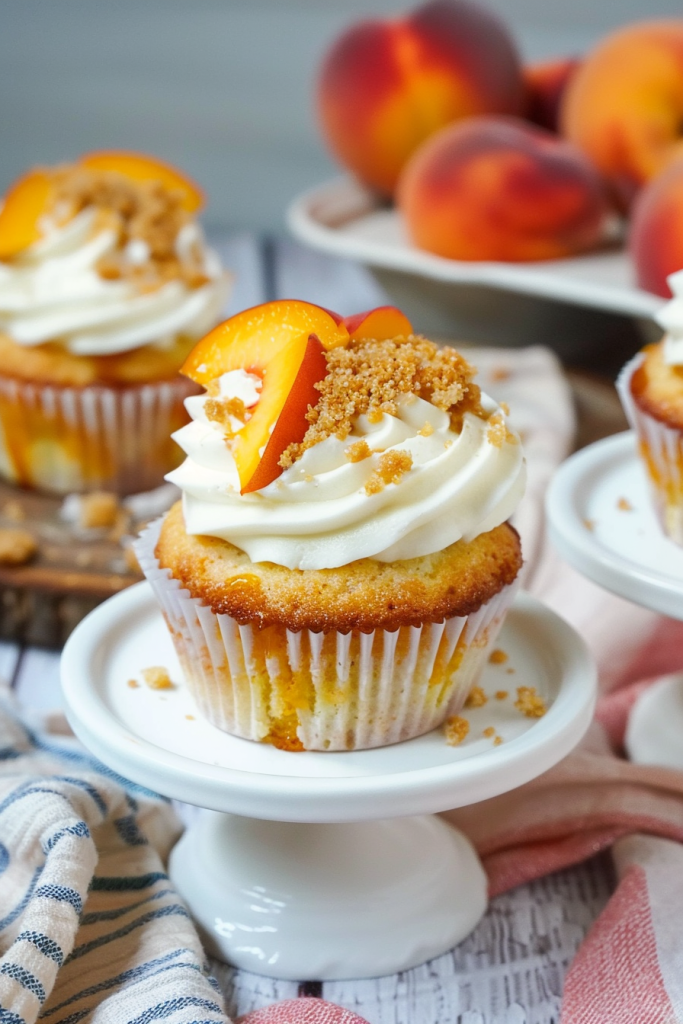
[47,165,208,291]
[280,335,484,468]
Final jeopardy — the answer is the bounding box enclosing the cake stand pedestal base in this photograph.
[170,812,485,980]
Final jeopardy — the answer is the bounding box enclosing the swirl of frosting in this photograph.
[167,370,526,570]
[0,207,230,356]
[657,269,683,367]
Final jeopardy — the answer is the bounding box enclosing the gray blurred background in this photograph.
[1,0,680,233]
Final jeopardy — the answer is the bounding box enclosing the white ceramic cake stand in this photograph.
[546,430,683,769]
[61,582,595,981]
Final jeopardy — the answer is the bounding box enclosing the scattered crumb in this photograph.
[76,491,120,529]
[583,519,595,531]
[127,679,140,689]
[489,366,511,382]
[464,685,488,709]
[495,690,509,700]
[418,421,434,437]
[489,648,508,665]
[185,714,195,721]
[141,666,174,690]
[617,497,633,512]
[0,528,37,566]
[444,715,470,746]
[364,450,413,495]
[345,439,371,463]
[493,735,503,746]
[2,500,25,523]
[483,726,496,738]
[514,686,547,718]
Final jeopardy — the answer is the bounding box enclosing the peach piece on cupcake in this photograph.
[342,306,413,340]
[318,0,524,196]
[629,161,683,297]
[397,115,608,261]
[562,21,683,210]
[0,169,53,260]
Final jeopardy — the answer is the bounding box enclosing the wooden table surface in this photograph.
[6,234,620,1024]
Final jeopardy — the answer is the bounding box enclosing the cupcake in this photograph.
[136,300,525,751]
[0,151,231,494]
[618,270,683,544]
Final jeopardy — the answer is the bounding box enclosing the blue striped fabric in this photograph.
[0,694,227,1024]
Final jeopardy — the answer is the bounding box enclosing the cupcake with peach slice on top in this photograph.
[0,151,231,494]
[135,300,525,751]
[618,270,683,545]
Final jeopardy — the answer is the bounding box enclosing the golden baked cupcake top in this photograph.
[167,299,526,572]
[0,151,230,383]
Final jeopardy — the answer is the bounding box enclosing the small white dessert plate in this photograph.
[61,583,595,823]
[547,431,683,621]
[287,177,661,319]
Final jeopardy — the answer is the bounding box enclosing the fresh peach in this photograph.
[78,151,204,212]
[0,170,53,260]
[562,21,683,210]
[182,300,349,492]
[398,115,608,261]
[629,161,683,297]
[342,306,413,340]
[524,57,580,134]
[318,0,524,196]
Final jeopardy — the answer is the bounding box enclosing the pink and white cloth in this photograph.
[2,347,683,1023]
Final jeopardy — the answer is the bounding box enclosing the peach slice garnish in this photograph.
[342,305,413,340]
[78,150,204,212]
[182,300,349,492]
[240,333,329,493]
[0,169,53,260]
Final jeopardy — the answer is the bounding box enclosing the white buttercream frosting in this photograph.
[656,269,683,367]
[0,208,231,355]
[167,369,526,570]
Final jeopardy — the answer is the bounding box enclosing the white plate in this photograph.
[61,584,595,822]
[287,177,662,320]
[547,431,683,620]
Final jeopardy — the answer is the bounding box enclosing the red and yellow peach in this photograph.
[524,57,580,134]
[629,160,683,297]
[562,21,683,210]
[318,0,524,196]
[398,115,608,262]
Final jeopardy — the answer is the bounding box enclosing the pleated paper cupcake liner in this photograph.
[0,374,196,496]
[617,354,683,545]
[135,517,518,752]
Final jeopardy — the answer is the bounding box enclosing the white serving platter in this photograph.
[288,177,662,320]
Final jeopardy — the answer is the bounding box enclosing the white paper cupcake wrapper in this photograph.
[135,518,518,751]
[0,374,195,495]
[617,354,683,545]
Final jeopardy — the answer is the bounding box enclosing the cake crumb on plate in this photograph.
[444,715,469,746]
[464,685,487,708]
[514,685,547,718]
[141,666,174,690]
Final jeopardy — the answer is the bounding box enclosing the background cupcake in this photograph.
[136,299,525,751]
[618,269,683,544]
[0,151,231,495]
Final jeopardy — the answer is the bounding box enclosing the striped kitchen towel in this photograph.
[0,689,227,1024]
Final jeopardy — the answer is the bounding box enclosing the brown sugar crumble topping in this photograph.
[464,685,488,709]
[514,686,547,718]
[280,336,485,468]
[45,164,207,292]
[444,715,470,746]
[345,439,371,463]
[364,450,413,495]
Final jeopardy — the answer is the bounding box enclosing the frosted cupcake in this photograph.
[0,151,231,494]
[618,269,683,544]
[136,300,525,751]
